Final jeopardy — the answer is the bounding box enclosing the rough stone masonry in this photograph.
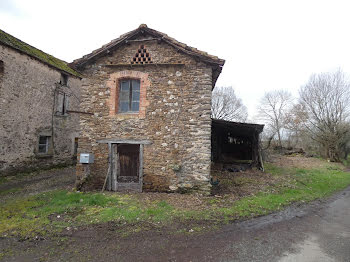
[0,29,81,175]
[72,24,224,193]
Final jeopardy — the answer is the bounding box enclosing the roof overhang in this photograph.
[212,119,264,137]
[70,24,225,86]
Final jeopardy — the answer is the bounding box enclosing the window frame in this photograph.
[118,79,140,113]
[38,136,51,154]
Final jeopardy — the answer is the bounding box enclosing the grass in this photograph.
[342,155,350,167]
[0,177,8,185]
[0,188,20,196]
[1,158,350,238]
[0,191,179,238]
[215,163,350,220]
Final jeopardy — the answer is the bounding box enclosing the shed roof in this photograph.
[212,119,264,136]
[0,29,81,78]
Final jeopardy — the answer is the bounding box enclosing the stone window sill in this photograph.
[110,112,140,119]
[117,111,139,115]
[35,154,54,159]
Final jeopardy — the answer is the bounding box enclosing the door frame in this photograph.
[98,139,151,192]
[109,143,143,192]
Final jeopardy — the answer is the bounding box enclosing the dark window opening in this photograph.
[60,73,68,86]
[118,79,140,113]
[0,60,4,74]
[38,136,51,154]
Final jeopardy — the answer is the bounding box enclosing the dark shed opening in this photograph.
[211,119,264,168]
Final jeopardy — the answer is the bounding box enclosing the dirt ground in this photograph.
[0,156,348,261]
[0,167,75,203]
[271,154,342,169]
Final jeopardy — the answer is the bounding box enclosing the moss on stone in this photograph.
[0,29,81,77]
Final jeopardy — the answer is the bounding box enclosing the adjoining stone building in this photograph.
[72,24,225,193]
[0,29,82,175]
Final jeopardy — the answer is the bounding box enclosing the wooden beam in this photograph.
[97,139,152,145]
[102,63,185,67]
[107,143,112,191]
[112,144,117,191]
[66,110,94,115]
[139,144,144,193]
[127,38,160,43]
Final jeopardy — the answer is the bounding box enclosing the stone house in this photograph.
[0,29,81,175]
[72,24,225,193]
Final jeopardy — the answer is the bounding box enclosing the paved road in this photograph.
[277,190,350,262]
[188,187,350,262]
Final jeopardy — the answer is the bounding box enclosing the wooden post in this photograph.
[252,132,259,167]
[112,144,118,191]
[107,143,112,191]
[139,144,143,193]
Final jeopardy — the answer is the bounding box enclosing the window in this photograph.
[38,136,51,154]
[0,60,4,75]
[56,92,69,115]
[60,73,68,86]
[119,79,140,113]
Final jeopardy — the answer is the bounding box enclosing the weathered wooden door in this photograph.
[117,144,140,183]
[108,143,142,192]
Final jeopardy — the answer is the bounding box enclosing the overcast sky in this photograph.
[1,0,350,119]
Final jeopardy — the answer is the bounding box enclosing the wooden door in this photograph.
[117,144,140,183]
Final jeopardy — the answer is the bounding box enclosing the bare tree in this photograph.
[284,103,309,148]
[211,86,248,122]
[257,90,293,148]
[299,69,350,161]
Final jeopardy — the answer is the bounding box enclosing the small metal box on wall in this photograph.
[79,153,94,164]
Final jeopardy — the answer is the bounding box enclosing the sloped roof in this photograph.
[212,119,264,136]
[0,29,81,77]
[71,24,225,70]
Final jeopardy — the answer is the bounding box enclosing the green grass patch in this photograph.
[264,162,286,176]
[1,160,350,238]
[342,156,350,167]
[0,188,20,195]
[0,176,8,185]
[0,191,178,238]
[214,164,350,220]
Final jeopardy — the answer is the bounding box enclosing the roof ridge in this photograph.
[71,25,225,68]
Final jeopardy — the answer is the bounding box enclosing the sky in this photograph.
[1,0,350,120]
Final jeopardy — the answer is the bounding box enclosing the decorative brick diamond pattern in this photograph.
[131,45,153,64]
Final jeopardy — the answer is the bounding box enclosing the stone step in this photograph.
[116,182,142,192]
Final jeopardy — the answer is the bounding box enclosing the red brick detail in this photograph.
[106,71,150,118]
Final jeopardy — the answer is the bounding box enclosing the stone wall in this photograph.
[76,39,213,193]
[0,44,81,175]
